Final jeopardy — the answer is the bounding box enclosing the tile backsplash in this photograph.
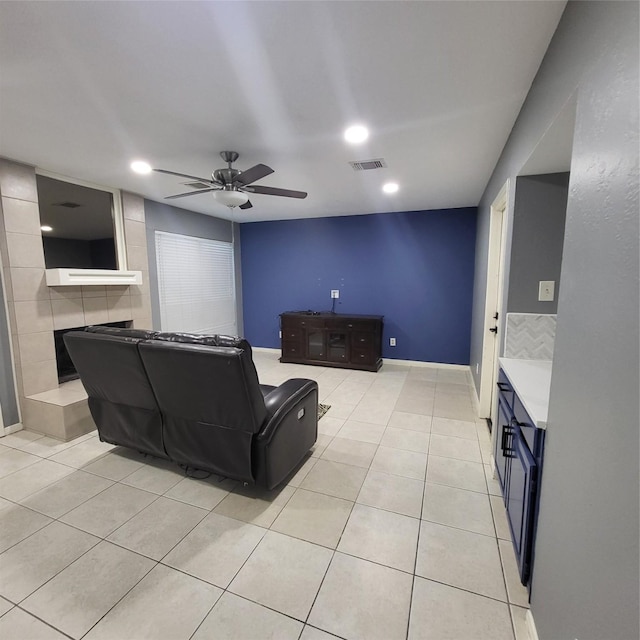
[504,313,556,360]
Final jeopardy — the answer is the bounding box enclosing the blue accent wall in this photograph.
[240,208,477,364]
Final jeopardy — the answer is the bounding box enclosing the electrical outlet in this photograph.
[538,280,555,302]
[389,337,396,346]
[331,290,340,299]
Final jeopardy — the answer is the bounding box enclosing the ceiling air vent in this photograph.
[183,181,212,190]
[348,158,387,171]
[53,201,81,208]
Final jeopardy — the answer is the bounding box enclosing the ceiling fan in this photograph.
[154,151,307,210]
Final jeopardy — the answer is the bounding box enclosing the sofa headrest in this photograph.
[85,325,158,340]
[154,331,251,351]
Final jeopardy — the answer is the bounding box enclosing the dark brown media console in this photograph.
[280,311,383,371]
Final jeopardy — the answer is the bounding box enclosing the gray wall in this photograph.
[143,200,243,335]
[469,2,639,639]
[507,173,568,313]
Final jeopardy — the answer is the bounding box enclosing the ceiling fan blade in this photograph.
[154,168,216,184]
[239,200,253,210]
[165,188,219,200]
[233,163,274,186]
[246,185,307,199]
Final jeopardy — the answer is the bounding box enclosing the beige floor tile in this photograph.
[380,427,430,453]
[388,411,432,432]
[214,484,295,528]
[485,463,503,496]
[20,435,79,458]
[357,469,425,518]
[0,596,12,617]
[300,626,342,640]
[285,455,318,487]
[84,564,222,640]
[335,419,386,444]
[431,416,478,440]
[394,394,434,416]
[317,416,345,437]
[120,459,184,495]
[81,448,146,481]
[310,433,334,458]
[20,470,113,519]
[0,521,99,603]
[0,430,44,450]
[48,437,114,469]
[0,503,52,553]
[338,503,419,572]
[271,488,353,548]
[323,403,355,420]
[107,496,207,560]
[0,448,41,479]
[348,403,393,426]
[498,538,530,607]
[408,577,514,640]
[21,541,154,639]
[165,475,238,510]
[429,433,482,462]
[416,521,507,601]
[320,436,378,468]
[370,446,427,480]
[490,494,512,540]
[163,512,266,588]
[0,459,74,502]
[60,483,157,537]
[308,552,413,640]
[422,482,494,536]
[229,530,332,621]
[300,459,367,501]
[426,455,487,493]
[192,591,303,640]
[0,607,68,640]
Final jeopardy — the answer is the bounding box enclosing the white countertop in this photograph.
[499,358,553,429]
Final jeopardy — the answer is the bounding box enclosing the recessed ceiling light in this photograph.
[130,160,152,174]
[383,182,399,194]
[40,225,53,232]
[344,125,369,144]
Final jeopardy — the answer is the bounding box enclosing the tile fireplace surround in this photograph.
[0,159,153,440]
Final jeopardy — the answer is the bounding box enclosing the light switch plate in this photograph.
[538,280,555,301]
[331,290,340,299]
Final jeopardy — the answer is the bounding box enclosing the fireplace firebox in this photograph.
[54,321,130,383]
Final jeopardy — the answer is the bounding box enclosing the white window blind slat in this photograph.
[155,231,236,335]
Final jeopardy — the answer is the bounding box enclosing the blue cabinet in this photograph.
[494,369,545,586]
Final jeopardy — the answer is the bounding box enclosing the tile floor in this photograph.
[0,352,532,640]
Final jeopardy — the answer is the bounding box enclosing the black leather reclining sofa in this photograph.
[64,326,318,489]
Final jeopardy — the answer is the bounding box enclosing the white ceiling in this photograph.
[0,1,566,223]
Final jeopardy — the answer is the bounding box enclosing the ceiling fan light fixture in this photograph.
[213,189,249,208]
[344,124,369,144]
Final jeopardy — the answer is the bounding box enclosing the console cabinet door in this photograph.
[494,394,512,494]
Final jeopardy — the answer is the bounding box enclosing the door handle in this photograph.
[501,425,516,458]
[489,326,498,334]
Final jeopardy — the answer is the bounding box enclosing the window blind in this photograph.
[155,230,237,335]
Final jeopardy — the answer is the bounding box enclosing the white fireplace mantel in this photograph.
[45,268,143,286]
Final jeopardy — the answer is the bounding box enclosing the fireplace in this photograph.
[54,321,130,383]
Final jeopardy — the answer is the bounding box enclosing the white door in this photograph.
[478,181,509,425]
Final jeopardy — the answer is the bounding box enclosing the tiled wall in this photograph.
[0,158,152,434]
[504,313,556,360]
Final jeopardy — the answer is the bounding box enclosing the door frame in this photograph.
[478,180,510,421]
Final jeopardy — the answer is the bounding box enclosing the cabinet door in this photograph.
[506,423,538,584]
[327,331,348,363]
[494,394,512,494]
[306,329,326,360]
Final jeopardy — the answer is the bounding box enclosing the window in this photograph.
[155,231,236,335]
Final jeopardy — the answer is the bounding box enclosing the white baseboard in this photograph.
[251,347,280,354]
[526,609,539,640]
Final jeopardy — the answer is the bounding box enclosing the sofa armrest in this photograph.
[258,378,318,443]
